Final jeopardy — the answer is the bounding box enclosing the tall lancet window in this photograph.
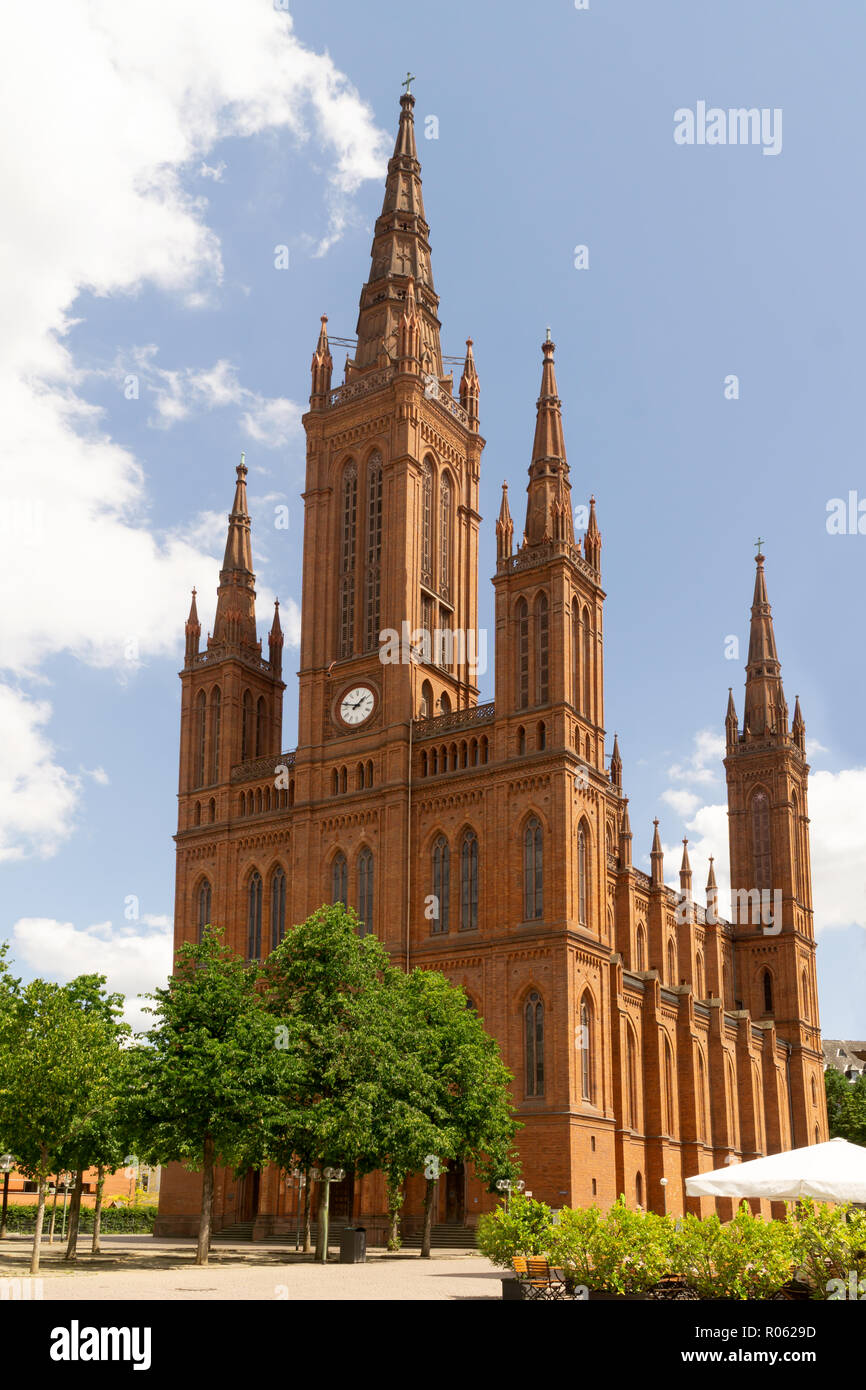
[571,599,580,710]
[210,687,221,783]
[194,690,206,787]
[332,852,348,907]
[241,689,253,762]
[582,606,591,715]
[439,474,451,600]
[751,790,772,892]
[270,867,286,951]
[364,452,383,652]
[197,879,211,944]
[339,462,357,658]
[432,836,449,934]
[535,591,549,704]
[524,992,544,1096]
[247,871,263,960]
[577,826,588,926]
[524,817,543,920]
[516,598,529,710]
[460,830,478,931]
[421,458,433,586]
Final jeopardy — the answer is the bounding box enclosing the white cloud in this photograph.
[0,1,387,855]
[11,915,175,1033]
[0,686,81,862]
[666,729,725,787]
[809,769,866,930]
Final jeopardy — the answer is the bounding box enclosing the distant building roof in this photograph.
[822,1040,866,1076]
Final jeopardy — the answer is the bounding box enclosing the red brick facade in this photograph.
[156,92,827,1241]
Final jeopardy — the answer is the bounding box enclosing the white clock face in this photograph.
[339,685,375,726]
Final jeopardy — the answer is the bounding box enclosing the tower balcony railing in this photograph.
[326,366,470,428]
[413,702,495,740]
[231,750,295,784]
[497,541,596,582]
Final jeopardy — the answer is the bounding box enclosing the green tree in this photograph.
[0,975,123,1274]
[825,1067,866,1144]
[126,926,296,1266]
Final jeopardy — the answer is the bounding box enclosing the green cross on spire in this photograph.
[755,535,764,556]
[402,71,416,95]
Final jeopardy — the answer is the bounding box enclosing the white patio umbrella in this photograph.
[685,1138,866,1204]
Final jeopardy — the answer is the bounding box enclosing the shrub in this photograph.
[790,1200,866,1299]
[1,1202,156,1235]
[672,1204,797,1300]
[548,1197,674,1294]
[475,1193,553,1267]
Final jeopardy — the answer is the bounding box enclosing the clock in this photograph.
[339,685,375,727]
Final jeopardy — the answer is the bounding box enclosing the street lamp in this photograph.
[660,1176,668,1215]
[495,1178,525,1213]
[0,1155,15,1239]
[316,1167,345,1264]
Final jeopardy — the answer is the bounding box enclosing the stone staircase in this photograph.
[210,1219,478,1251]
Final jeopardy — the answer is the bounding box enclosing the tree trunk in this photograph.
[30,1160,48,1275]
[91,1167,104,1254]
[48,1183,59,1244]
[63,1169,84,1261]
[302,1168,312,1253]
[420,1176,436,1258]
[386,1175,404,1252]
[315,1176,331,1263]
[196,1134,215,1267]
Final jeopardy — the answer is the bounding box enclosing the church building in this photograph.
[156,90,828,1241]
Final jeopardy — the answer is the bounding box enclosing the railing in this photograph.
[190,647,272,674]
[327,368,393,407]
[231,750,296,784]
[497,541,597,582]
[413,702,495,741]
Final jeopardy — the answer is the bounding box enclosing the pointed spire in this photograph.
[706,854,717,891]
[619,796,632,868]
[268,598,284,678]
[352,88,442,378]
[524,333,573,546]
[706,855,719,924]
[310,314,333,404]
[212,456,258,651]
[792,695,806,753]
[459,338,480,427]
[651,819,664,887]
[725,686,739,751]
[610,733,622,791]
[397,275,421,368]
[184,588,201,664]
[679,838,692,896]
[584,495,601,572]
[496,481,514,562]
[743,550,788,739]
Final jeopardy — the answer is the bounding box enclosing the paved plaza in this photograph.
[0,1236,501,1301]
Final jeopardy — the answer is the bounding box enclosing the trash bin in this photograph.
[339,1226,366,1263]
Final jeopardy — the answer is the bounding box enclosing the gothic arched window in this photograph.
[696,952,705,999]
[626,1029,638,1129]
[580,996,593,1102]
[358,848,374,936]
[432,836,449,934]
[439,474,451,600]
[195,690,206,787]
[339,462,357,658]
[420,679,433,720]
[210,686,221,783]
[197,879,211,944]
[762,968,774,1014]
[636,924,646,971]
[461,830,478,931]
[241,689,253,762]
[247,871,263,959]
[332,852,347,907]
[421,458,433,585]
[524,817,543,920]
[667,937,677,986]
[364,452,382,652]
[571,598,580,711]
[697,1049,708,1140]
[516,598,529,710]
[524,991,544,1096]
[582,605,591,715]
[751,789,772,893]
[534,591,549,704]
[256,696,266,757]
[578,825,588,926]
[270,867,286,951]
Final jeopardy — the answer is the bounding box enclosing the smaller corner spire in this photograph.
[268,597,284,677]
[585,494,601,572]
[650,819,664,887]
[610,732,622,791]
[619,795,632,868]
[792,694,806,753]
[310,314,333,404]
[496,481,514,562]
[725,686,739,752]
[184,587,201,664]
[706,854,719,922]
[459,337,480,427]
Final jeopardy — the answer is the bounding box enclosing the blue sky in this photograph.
[2,0,864,1034]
